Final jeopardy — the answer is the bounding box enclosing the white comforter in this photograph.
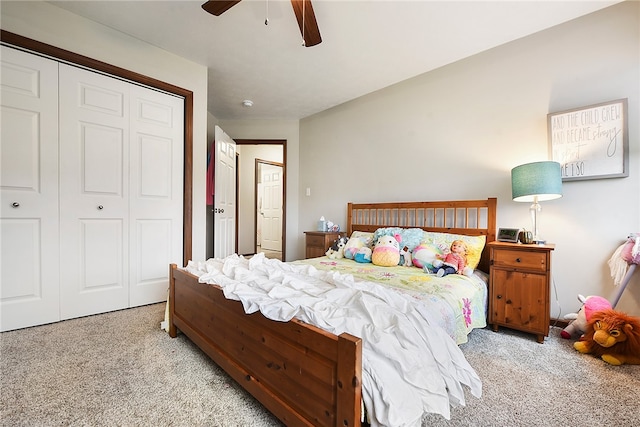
[185,254,481,427]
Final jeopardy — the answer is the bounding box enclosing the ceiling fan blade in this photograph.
[290,0,322,47]
[202,0,242,16]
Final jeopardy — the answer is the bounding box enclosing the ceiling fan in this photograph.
[202,0,322,47]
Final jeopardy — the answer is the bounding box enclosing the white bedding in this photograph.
[185,253,482,427]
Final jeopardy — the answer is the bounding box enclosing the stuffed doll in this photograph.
[325,236,347,259]
[371,234,401,267]
[560,294,611,339]
[430,240,472,277]
[573,308,640,365]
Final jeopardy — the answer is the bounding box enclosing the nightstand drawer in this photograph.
[492,249,547,272]
[306,234,326,247]
[304,231,342,259]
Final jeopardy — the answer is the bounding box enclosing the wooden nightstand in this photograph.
[304,231,343,259]
[488,241,555,343]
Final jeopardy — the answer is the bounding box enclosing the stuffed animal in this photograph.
[354,246,372,263]
[343,237,363,259]
[608,233,640,308]
[560,295,612,339]
[399,246,413,267]
[621,232,640,264]
[412,242,444,269]
[325,236,347,259]
[609,233,640,285]
[371,234,401,267]
[573,309,640,365]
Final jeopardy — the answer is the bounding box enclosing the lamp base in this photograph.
[530,200,543,245]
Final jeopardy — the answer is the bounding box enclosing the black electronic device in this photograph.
[497,227,521,243]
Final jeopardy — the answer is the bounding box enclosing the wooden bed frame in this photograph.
[169,198,496,427]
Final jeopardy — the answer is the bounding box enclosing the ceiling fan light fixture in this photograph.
[242,99,254,108]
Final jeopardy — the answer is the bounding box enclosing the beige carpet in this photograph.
[0,303,281,427]
[1,303,639,426]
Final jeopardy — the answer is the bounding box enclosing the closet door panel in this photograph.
[129,86,184,306]
[80,219,124,288]
[59,64,130,320]
[0,47,60,332]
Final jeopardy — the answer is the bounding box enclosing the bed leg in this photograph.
[168,263,177,338]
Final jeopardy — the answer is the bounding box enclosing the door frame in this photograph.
[1,30,194,266]
[235,139,286,261]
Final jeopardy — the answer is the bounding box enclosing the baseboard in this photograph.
[550,318,569,328]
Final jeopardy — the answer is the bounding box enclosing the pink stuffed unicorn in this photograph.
[560,294,611,339]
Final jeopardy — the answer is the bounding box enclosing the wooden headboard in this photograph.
[346,198,497,272]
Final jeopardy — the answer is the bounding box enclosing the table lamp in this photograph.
[511,161,562,244]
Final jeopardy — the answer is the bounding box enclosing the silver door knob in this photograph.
[98,205,104,210]
[12,202,20,208]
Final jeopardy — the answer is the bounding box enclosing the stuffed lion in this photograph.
[574,309,640,365]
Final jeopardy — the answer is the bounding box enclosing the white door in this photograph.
[0,47,60,332]
[260,164,283,252]
[58,64,131,320]
[129,86,184,306]
[213,126,236,258]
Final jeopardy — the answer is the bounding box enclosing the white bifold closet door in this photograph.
[127,77,184,308]
[1,46,184,331]
[0,47,60,331]
[58,64,184,319]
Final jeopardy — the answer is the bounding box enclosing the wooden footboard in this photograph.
[169,264,363,427]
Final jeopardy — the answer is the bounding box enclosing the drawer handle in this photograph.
[12,202,20,208]
[496,295,502,299]
[515,258,521,263]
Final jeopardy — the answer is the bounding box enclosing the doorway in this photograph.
[235,139,286,261]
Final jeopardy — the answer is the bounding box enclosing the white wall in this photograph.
[1,1,210,263]
[299,1,639,318]
[217,120,301,260]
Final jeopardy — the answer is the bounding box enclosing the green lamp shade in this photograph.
[511,161,563,202]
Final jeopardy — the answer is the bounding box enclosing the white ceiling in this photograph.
[49,0,621,120]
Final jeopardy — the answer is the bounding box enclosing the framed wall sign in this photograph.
[548,98,628,181]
